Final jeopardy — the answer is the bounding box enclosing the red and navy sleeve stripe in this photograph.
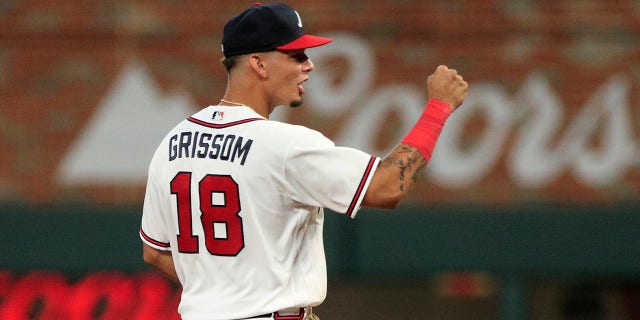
[139,228,170,249]
[346,156,378,218]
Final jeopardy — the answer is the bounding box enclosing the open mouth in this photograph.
[298,78,309,95]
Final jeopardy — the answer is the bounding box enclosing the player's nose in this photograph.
[304,58,314,73]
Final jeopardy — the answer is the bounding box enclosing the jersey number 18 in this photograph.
[170,172,245,256]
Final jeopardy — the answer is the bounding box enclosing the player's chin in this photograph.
[289,97,303,108]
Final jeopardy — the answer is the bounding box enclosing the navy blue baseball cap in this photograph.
[222,2,332,58]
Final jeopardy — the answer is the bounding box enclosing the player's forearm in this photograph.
[362,100,452,209]
[143,244,181,284]
[362,144,427,208]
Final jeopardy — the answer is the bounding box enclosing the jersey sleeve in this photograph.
[284,129,380,218]
[139,157,172,251]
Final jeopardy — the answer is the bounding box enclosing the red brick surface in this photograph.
[1,1,639,204]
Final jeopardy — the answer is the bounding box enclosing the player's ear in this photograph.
[248,53,268,79]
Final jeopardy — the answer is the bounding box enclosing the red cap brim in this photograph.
[276,34,333,51]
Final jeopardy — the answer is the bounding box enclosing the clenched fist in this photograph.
[427,65,468,111]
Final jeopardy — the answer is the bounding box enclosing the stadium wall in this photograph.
[2,0,640,319]
[1,203,639,319]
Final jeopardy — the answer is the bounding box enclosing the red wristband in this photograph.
[401,99,452,161]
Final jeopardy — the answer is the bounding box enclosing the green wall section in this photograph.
[328,203,640,276]
[2,202,639,277]
[1,204,144,274]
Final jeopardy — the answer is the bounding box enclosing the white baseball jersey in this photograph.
[140,105,379,320]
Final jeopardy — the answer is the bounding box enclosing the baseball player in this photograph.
[140,3,468,320]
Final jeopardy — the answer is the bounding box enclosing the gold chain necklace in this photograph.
[219,99,246,107]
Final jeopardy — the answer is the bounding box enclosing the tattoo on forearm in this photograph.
[381,145,428,192]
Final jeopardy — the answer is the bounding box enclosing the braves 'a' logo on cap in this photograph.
[294,11,302,28]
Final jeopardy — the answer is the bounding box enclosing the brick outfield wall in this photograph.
[0,1,639,204]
